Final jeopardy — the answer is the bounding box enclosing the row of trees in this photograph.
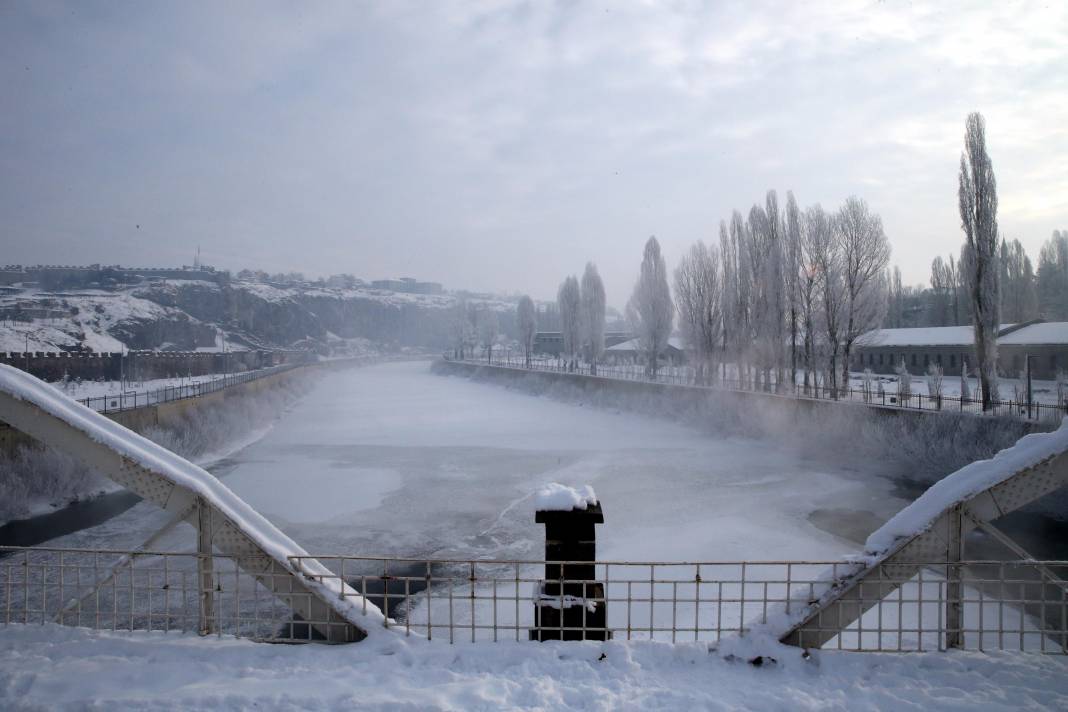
[885,230,1067,329]
[650,193,892,393]
[503,112,1050,415]
[555,264,607,373]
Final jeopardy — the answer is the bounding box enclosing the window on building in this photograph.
[878,353,883,366]
[1051,354,1058,371]
[911,353,917,367]
[937,354,943,366]
[924,354,930,367]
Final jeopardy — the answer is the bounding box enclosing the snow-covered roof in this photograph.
[857,321,1068,348]
[606,337,685,352]
[856,325,982,347]
[1001,322,1068,345]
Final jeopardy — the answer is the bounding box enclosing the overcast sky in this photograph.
[2,1,1065,306]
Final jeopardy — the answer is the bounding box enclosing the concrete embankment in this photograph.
[0,356,396,458]
[431,359,1041,484]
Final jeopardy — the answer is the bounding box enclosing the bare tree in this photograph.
[450,296,474,359]
[998,239,1038,323]
[478,307,499,363]
[930,256,956,326]
[807,205,846,395]
[557,275,581,372]
[516,295,537,367]
[579,263,606,375]
[958,111,1001,409]
[627,236,674,377]
[836,195,891,392]
[785,191,802,388]
[1036,230,1068,320]
[798,206,822,391]
[674,240,722,385]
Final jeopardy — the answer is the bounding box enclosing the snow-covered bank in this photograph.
[0,624,1065,711]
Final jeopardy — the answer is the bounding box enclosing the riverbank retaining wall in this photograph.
[432,359,1043,483]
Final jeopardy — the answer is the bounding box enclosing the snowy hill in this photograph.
[0,280,518,354]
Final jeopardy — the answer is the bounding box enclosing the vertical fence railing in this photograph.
[4,547,1066,653]
[450,354,1068,425]
[71,362,304,415]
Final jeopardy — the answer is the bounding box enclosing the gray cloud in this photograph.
[2,0,1065,306]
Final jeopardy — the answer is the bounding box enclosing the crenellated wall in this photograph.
[0,349,311,382]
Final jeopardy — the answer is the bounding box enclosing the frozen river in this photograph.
[46,360,910,561]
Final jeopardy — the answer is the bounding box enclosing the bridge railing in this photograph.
[449,354,1068,425]
[75,363,302,415]
[4,545,1066,652]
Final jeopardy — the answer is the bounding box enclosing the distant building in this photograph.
[534,331,633,357]
[371,277,444,295]
[0,264,225,289]
[604,336,686,365]
[852,320,1068,379]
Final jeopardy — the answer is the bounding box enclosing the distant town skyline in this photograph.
[3,1,1066,308]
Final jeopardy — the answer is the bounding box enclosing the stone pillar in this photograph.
[530,500,610,641]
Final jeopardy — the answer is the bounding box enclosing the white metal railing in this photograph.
[4,546,1066,652]
[448,354,1068,425]
[74,363,304,414]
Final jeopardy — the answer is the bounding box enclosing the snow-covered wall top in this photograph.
[535,483,598,511]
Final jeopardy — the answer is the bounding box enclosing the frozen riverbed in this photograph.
[216,361,905,561]
[41,360,909,561]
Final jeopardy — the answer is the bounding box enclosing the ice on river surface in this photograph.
[46,361,908,562]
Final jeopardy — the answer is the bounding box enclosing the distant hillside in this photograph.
[0,279,518,355]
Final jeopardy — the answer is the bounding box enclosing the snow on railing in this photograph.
[3,546,1066,653]
[447,354,1068,425]
[74,364,300,414]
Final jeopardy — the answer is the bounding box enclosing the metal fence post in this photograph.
[946,505,964,649]
[197,498,215,636]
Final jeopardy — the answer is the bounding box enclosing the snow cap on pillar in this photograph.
[534,482,600,518]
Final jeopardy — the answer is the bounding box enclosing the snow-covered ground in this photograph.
[1,624,1066,711]
[847,371,1065,407]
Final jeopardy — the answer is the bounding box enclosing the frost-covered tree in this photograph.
[807,205,846,395]
[478,307,499,363]
[785,192,803,385]
[836,195,891,394]
[1037,230,1068,320]
[798,206,823,390]
[998,239,1038,323]
[579,263,606,374]
[958,111,1001,409]
[960,358,972,402]
[930,256,957,326]
[516,295,537,367]
[896,358,912,402]
[627,236,674,377]
[674,240,722,385]
[450,297,475,359]
[927,363,944,409]
[557,275,582,372]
